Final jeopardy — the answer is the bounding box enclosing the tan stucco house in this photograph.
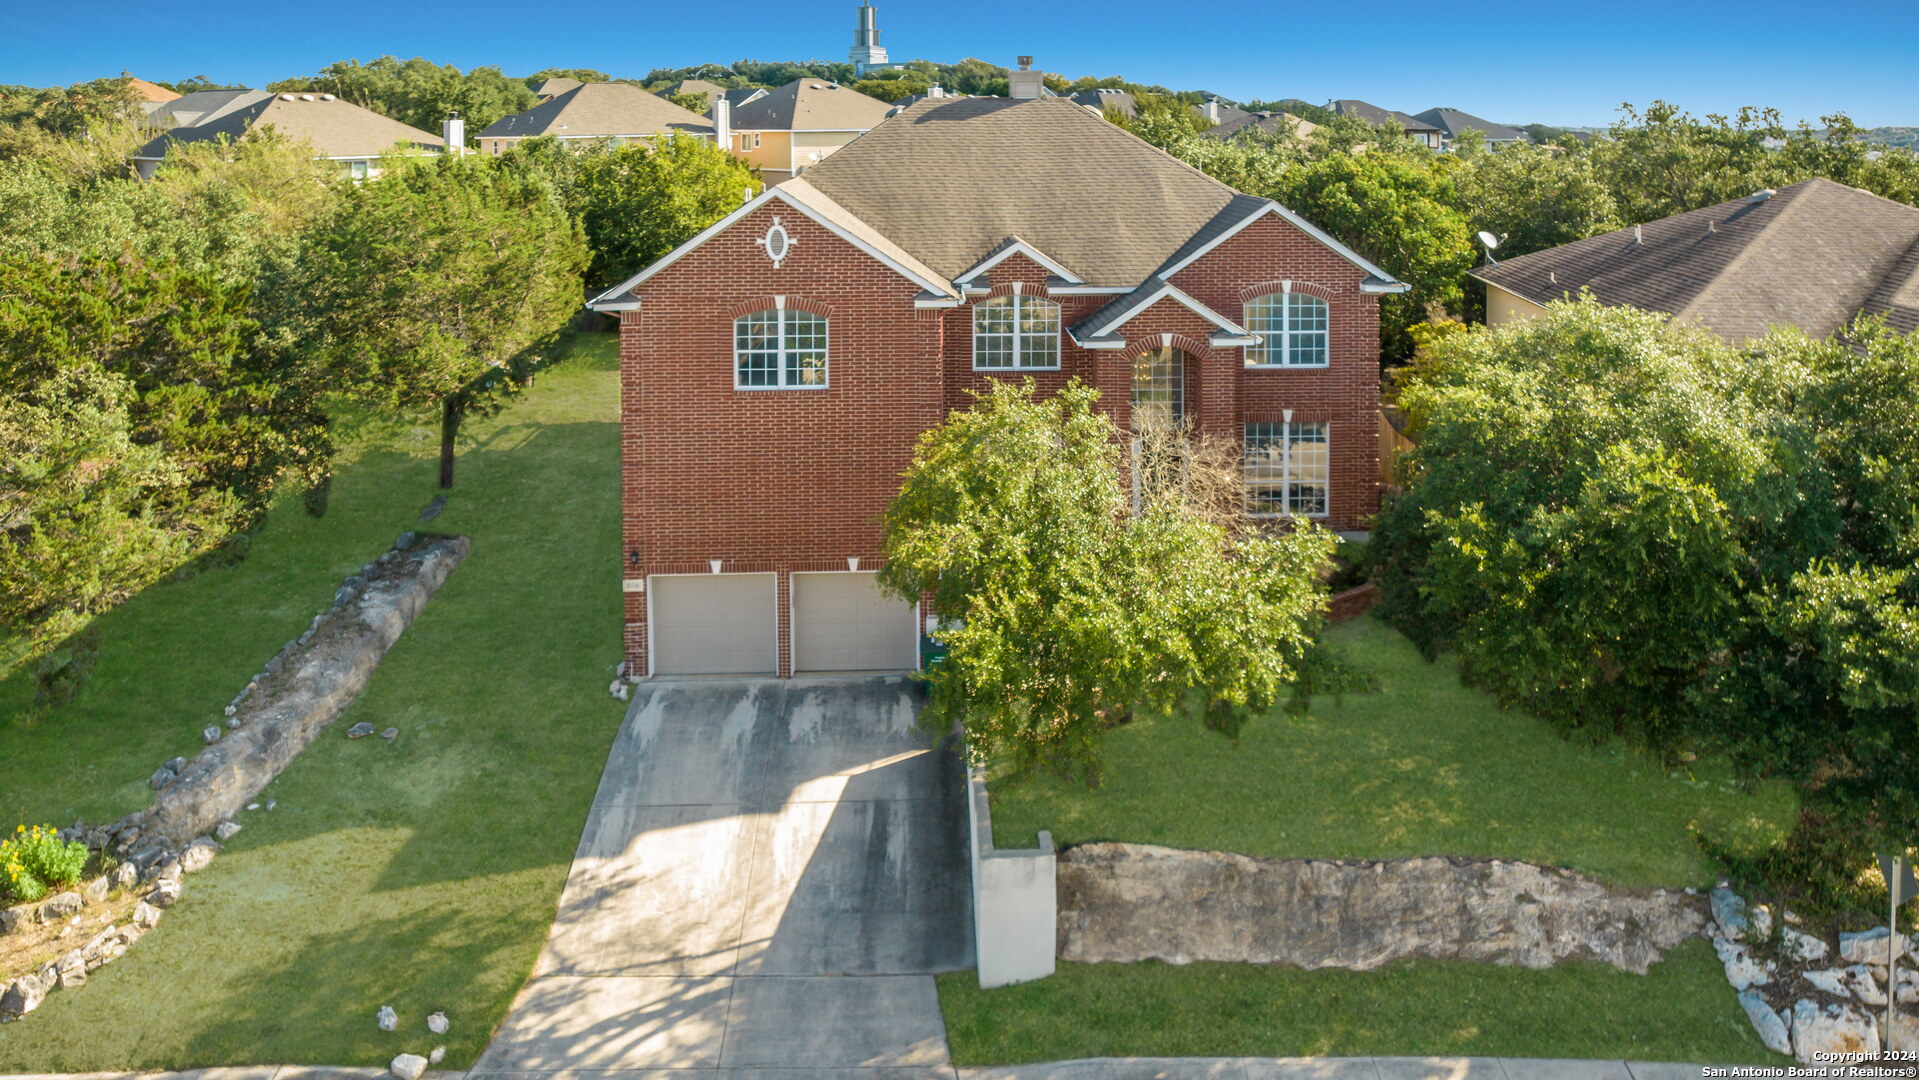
[727,79,897,183]
[131,92,443,180]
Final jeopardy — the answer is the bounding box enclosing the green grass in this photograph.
[936,942,1785,1065]
[0,333,626,1071]
[989,616,1796,889]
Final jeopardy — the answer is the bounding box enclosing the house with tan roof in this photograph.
[131,91,443,180]
[476,81,714,155]
[123,74,180,114]
[1473,179,1919,340]
[585,87,1406,678]
[728,78,898,182]
[1329,100,1444,149]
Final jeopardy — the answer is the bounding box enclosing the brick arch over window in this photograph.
[1117,332,1211,363]
[983,281,1036,300]
[725,296,836,320]
[1236,280,1338,304]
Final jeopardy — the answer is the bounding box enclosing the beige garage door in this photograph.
[792,572,919,674]
[650,573,778,675]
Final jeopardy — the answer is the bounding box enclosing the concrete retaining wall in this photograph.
[967,762,1056,988]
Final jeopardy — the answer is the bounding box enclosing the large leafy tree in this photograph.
[293,154,587,488]
[878,381,1335,782]
[269,57,538,145]
[1375,300,1919,908]
[1451,142,1622,259]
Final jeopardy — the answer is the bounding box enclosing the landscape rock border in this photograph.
[3,532,468,1024]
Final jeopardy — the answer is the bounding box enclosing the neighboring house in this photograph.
[1472,179,1919,340]
[728,78,897,182]
[1201,109,1318,143]
[476,82,713,155]
[1069,88,1136,119]
[659,79,728,102]
[1412,107,1527,149]
[123,74,179,115]
[586,93,1407,679]
[142,88,272,130]
[533,78,583,100]
[1329,100,1444,148]
[131,92,443,180]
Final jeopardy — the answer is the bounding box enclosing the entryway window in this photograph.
[1130,347,1185,430]
[1244,421,1329,516]
[972,294,1060,370]
[734,308,828,389]
[1244,293,1329,367]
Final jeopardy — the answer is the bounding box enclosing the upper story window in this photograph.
[1244,292,1329,367]
[1244,421,1329,516]
[972,294,1060,370]
[735,308,828,389]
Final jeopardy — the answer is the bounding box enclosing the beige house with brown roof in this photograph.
[728,79,897,182]
[1474,179,1919,340]
[476,81,713,155]
[131,92,443,180]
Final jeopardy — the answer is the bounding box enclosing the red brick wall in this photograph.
[621,203,1383,676]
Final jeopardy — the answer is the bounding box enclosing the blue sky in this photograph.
[6,0,1914,128]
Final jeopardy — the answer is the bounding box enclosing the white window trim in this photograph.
[1243,291,1331,369]
[971,292,1062,372]
[1245,420,1332,519]
[734,307,830,390]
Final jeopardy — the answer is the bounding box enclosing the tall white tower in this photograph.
[848,4,890,76]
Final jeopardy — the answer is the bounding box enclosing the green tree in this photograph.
[878,381,1336,782]
[269,57,538,144]
[526,68,611,87]
[292,155,587,488]
[851,70,930,103]
[666,91,710,114]
[1375,300,1919,909]
[1453,142,1622,258]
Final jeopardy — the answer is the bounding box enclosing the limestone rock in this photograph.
[1803,967,1850,997]
[1844,964,1887,1006]
[348,722,376,739]
[1884,1007,1919,1048]
[0,907,17,935]
[133,901,162,928]
[1737,990,1792,1056]
[179,837,220,873]
[166,756,187,774]
[428,1046,445,1065]
[1840,926,1910,965]
[145,855,182,884]
[1054,844,1708,973]
[389,1053,426,1080]
[1716,937,1774,990]
[148,877,183,909]
[202,726,222,745]
[0,972,49,1018]
[53,949,86,988]
[149,766,178,790]
[39,892,83,922]
[215,820,242,842]
[1790,998,1879,1064]
[1782,927,1829,962]
[377,1004,397,1031]
[82,876,108,905]
[111,862,139,891]
[427,1010,449,1034]
[1709,887,1772,942]
[381,727,398,741]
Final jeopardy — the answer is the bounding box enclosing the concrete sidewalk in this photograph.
[0,1058,1750,1080]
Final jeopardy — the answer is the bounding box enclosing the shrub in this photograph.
[1,824,88,904]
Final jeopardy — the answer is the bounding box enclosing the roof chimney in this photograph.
[711,97,732,151]
[443,112,465,155]
[1201,98,1222,124]
[1008,56,1047,100]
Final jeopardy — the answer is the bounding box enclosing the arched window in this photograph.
[1243,292,1329,367]
[734,308,828,389]
[972,294,1060,370]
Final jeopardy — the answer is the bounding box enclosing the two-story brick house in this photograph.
[589,94,1406,680]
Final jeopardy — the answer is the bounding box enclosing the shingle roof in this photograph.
[133,94,443,160]
[533,78,583,99]
[1412,107,1526,143]
[1332,100,1440,133]
[661,79,727,100]
[1472,179,1919,341]
[477,82,712,140]
[798,96,1249,287]
[144,88,272,129]
[1201,111,1316,142]
[723,87,768,108]
[1068,89,1136,119]
[124,76,179,103]
[729,78,896,132]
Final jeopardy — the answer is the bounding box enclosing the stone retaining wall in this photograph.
[1057,843,1708,974]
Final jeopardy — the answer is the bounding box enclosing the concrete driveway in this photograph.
[473,678,971,1078]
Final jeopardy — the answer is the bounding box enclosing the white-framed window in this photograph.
[1244,421,1329,516]
[972,293,1060,370]
[1130,347,1184,430]
[348,159,370,180]
[1244,292,1329,367]
[734,308,828,389]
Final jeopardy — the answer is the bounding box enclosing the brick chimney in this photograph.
[1008,56,1047,100]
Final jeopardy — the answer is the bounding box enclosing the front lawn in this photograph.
[936,941,1781,1065]
[988,615,1796,889]
[0,333,626,1070]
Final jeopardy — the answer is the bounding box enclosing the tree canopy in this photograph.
[267,57,537,145]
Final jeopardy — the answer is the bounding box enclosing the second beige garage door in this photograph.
[650,573,778,676]
[791,572,919,674]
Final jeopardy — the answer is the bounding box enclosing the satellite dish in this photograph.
[1476,231,1502,265]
